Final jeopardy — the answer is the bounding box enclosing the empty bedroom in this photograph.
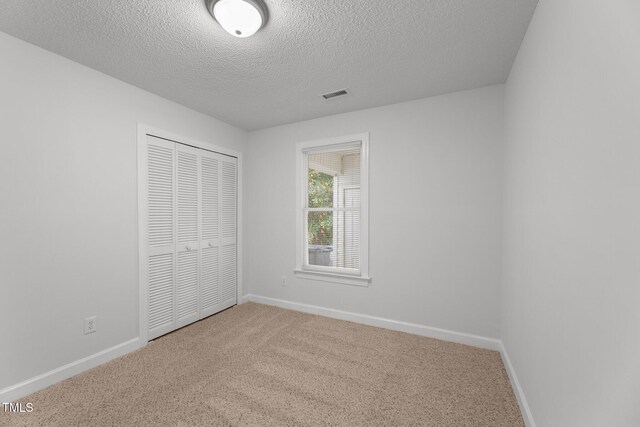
[0,1,638,426]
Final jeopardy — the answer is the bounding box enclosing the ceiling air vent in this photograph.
[321,89,350,100]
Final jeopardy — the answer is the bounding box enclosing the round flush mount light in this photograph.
[206,0,268,38]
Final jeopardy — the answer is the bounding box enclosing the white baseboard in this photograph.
[499,342,536,427]
[0,338,140,403]
[1,299,534,427]
[245,294,501,351]
[246,294,534,424]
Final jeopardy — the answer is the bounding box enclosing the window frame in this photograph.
[294,133,370,286]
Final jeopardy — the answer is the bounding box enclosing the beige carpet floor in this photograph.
[1,302,524,426]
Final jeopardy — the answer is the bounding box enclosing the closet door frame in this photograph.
[137,123,243,347]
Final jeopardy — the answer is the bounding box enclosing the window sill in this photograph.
[294,269,371,287]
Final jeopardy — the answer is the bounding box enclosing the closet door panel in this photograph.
[201,154,220,241]
[219,156,237,309]
[221,157,237,242]
[146,136,176,339]
[200,152,221,317]
[201,246,220,316]
[148,253,174,337]
[220,244,236,307]
[175,145,200,328]
[143,135,237,340]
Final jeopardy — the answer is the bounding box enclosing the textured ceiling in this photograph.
[0,0,538,131]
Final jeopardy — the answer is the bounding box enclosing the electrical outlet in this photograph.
[84,316,97,334]
[281,276,287,287]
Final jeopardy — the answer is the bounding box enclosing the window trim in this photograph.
[295,133,370,286]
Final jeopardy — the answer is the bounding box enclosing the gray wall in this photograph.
[245,85,505,339]
[0,31,247,390]
[7,2,639,422]
[502,0,640,425]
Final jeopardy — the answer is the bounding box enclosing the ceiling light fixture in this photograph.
[206,0,268,38]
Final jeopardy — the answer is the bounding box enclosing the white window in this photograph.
[295,133,370,286]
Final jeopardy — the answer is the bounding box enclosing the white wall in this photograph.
[502,1,640,425]
[0,32,247,391]
[245,85,504,338]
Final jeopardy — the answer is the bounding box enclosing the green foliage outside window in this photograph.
[308,170,334,245]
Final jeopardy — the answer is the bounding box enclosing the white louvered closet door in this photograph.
[143,135,237,341]
[175,144,200,329]
[219,156,237,309]
[146,136,176,339]
[199,150,221,317]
